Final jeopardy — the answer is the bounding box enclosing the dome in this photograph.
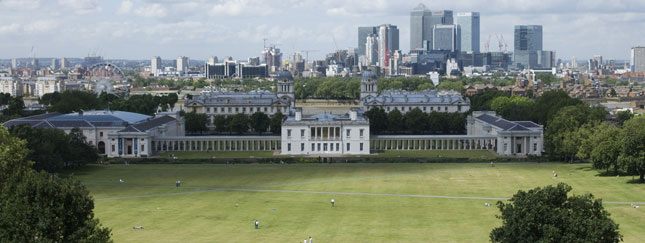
[361,71,377,81]
[277,70,293,80]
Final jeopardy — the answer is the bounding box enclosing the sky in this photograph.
[0,0,644,62]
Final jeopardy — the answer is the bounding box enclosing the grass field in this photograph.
[72,163,645,242]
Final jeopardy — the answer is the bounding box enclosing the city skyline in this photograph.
[1,0,644,61]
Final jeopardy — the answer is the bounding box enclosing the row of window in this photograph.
[287,128,365,138]
[286,142,364,152]
[380,106,460,112]
[203,106,287,114]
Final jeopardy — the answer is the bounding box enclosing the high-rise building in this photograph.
[60,58,69,69]
[365,34,379,66]
[455,12,480,52]
[433,25,461,52]
[51,59,59,70]
[11,58,17,69]
[410,4,453,51]
[262,47,282,72]
[513,25,543,69]
[632,47,645,72]
[377,24,399,70]
[207,56,218,65]
[177,56,189,74]
[358,27,377,56]
[537,51,555,69]
[151,56,162,76]
[410,4,432,51]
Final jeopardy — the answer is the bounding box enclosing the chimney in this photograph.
[295,108,302,121]
[349,108,357,121]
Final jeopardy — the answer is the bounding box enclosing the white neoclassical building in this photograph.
[359,71,471,114]
[281,108,370,155]
[467,111,544,156]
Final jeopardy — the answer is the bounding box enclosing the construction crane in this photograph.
[300,50,319,62]
[484,35,491,53]
[332,36,339,51]
[263,38,268,48]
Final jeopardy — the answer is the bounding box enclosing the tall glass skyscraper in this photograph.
[432,25,461,52]
[358,27,377,56]
[410,4,453,51]
[455,12,480,53]
[514,25,543,69]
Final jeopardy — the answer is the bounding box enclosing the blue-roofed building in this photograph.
[281,108,370,155]
[3,110,184,158]
[360,71,470,113]
[466,111,543,156]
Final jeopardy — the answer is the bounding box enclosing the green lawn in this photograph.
[375,150,497,159]
[72,163,645,242]
[159,151,275,159]
[157,150,497,159]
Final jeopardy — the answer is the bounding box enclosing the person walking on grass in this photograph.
[254,220,259,229]
[309,236,313,243]
[331,198,335,207]
[176,180,181,187]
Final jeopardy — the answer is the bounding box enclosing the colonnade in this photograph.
[370,136,497,151]
[152,136,281,152]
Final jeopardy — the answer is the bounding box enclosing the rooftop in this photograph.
[475,113,541,132]
[363,89,470,105]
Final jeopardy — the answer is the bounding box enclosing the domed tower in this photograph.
[360,71,378,100]
[277,70,295,103]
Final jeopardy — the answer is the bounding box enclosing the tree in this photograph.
[532,90,583,126]
[490,95,534,121]
[213,115,229,133]
[619,115,645,182]
[0,128,31,186]
[387,109,403,133]
[468,90,510,111]
[491,183,621,243]
[270,112,284,135]
[250,112,270,134]
[0,171,112,242]
[546,105,607,161]
[229,113,249,134]
[183,112,208,134]
[616,110,633,126]
[609,88,617,97]
[437,81,464,93]
[364,108,387,134]
[427,111,446,134]
[404,108,427,133]
[2,96,25,116]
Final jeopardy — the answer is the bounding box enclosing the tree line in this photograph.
[183,111,284,136]
[364,108,466,135]
[40,90,179,115]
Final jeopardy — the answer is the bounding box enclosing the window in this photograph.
[301,129,305,137]
[431,107,434,111]
[317,143,321,151]
[387,107,391,111]
[207,108,210,113]
[336,143,340,151]
[100,132,103,137]
[324,143,328,151]
[347,143,351,151]
[359,129,364,137]
[360,143,363,151]
[228,107,232,112]
[287,129,292,137]
[235,107,239,112]
[242,107,246,112]
[264,107,268,112]
[504,143,508,151]
[401,107,405,111]
[141,145,145,152]
[423,107,426,111]
[444,107,448,111]
[312,143,315,151]
[288,143,291,151]
[301,143,304,151]
[346,129,351,137]
[533,143,537,152]
[458,105,462,111]
[111,145,115,152]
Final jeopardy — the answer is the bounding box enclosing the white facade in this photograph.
[177,56,189,74]
[35,76,65,97]
[0,76,23,96]
[151,56,162,76]
[281,109,370,155]
[467,111,543,156]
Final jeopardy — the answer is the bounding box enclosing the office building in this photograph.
[281,108,370,155]
[537,50,555,69]
[410,4,453,51]
[11,58,17,69]
[513,25,543,69]
[262,47,282,72]
[631,47,645,72]
[455,12,480,52]
[433,25,461,52]
[365,34,379,66]
[358,27,377,56]
[60,58,69,69]
[377,24,399,71]
[51,59,59,70]
[151,56,162,76]
[176,56,189,74]
[35,76,65,97]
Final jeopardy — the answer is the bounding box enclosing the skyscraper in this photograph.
[177,56,189,74]
[514,25,543,69]
[455,12,480,52]
[377,24,399,71]
[51,59,59,70]
[433,25,461,52]
[60,58,69,69]
[262,47,282,72]
[11,58,17,69]
[632,47,645,72]
[365,34,379,66]
[410,5,453,51]
[358,27,377,56]
[410,4,432,51]
[151,56,161,76]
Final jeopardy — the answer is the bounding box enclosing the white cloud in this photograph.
[0,23,21,34]
[134,3,167,18]
[116,0,133,15]
[57,0,102,15]
[209,0,277,17]
[0,0,42,10]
